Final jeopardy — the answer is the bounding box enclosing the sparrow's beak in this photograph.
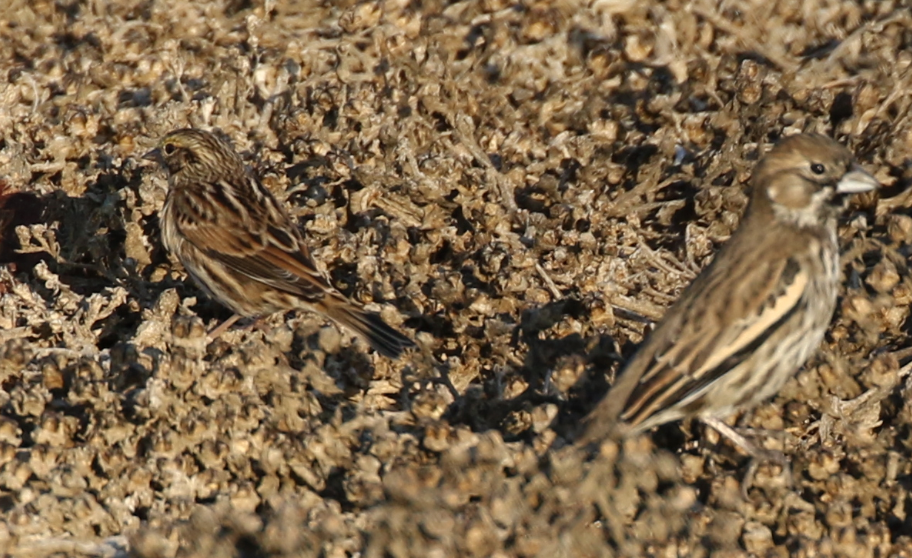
[836,164,879,194]
[143,148,163,164]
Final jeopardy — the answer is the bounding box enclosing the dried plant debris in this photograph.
[1,0,912,556]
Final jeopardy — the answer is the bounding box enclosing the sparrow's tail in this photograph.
[321,300,415,359]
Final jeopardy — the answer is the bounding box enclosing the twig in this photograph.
[824,12,909,69]
[452,114,521,218]
[690,5,797,73]
[535,263,564,299]
[609,295,665,322]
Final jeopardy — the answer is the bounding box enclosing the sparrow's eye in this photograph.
[810,163,825,175]
[163,143,176,155]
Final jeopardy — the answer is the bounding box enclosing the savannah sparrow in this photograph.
[144,128,415,359]
[579,133,878,455]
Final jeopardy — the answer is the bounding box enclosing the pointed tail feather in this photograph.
[321,302,415,359]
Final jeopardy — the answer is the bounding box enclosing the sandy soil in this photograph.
[2,0,912,556]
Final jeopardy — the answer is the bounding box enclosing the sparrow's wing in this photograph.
[174,175,332,302]
[620,255,806,425]
[173,172,415,358]
[580,232,813,442]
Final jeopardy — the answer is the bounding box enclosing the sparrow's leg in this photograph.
[207,314,243,339]
[702,417,793,499]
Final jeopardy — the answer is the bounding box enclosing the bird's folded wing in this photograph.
[178,207,331,302]
[619,255,808,427]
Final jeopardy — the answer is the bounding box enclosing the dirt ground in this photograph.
[1,0,912,556]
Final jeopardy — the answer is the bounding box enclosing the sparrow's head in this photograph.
[751,133,878,228]
[144,129,242,183]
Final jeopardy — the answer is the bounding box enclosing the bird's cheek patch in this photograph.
[767,182,814,210]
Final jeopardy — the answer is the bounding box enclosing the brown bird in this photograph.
[144,128,415,359]
[578,134,878,462]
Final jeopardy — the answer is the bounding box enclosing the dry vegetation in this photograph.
[2,0,912,556]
